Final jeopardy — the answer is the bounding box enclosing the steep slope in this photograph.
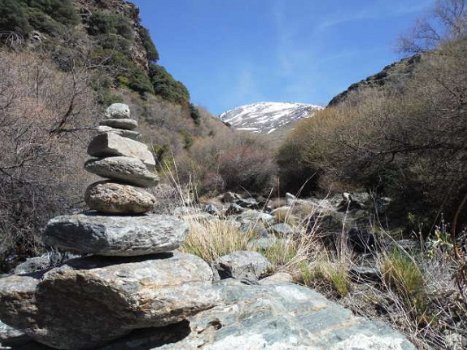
[219,102,323,134]
[328,55,421,106]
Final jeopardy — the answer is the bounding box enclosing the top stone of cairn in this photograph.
[104,103,130,119]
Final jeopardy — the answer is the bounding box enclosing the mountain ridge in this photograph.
[219,101,323,134]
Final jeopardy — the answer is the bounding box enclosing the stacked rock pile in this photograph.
[0,104,216,349]
[85,103,157,215]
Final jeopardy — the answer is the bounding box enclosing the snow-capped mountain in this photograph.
[219,102,323,134]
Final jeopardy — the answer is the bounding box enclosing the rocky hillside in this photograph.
[220,102,323,134]
[328,55,421,106]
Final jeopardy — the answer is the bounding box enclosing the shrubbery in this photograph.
[149,64,190,104]
[277,37,467,228]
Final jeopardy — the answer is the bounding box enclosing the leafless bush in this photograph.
[0,50,98,269]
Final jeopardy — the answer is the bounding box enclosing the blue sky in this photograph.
[133,0,435,115]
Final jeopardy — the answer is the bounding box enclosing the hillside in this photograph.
[220,102,322,134]
[328,55,421,106]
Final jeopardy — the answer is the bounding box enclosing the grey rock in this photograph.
[0,320,30,347]
[235,197,259,209]
[237,210,275,225]
[105,281,416,350]
[104,103,130,119]
[225,203,243,215]
[271,223,294,236]
[88,133,155,170]
[214,251,271,281]
[350,266,381,283]
[85,181,156,214]
[99,118,138,130]
[14,252,77,275]
[247,236,284,250]
[43,212,188,256]
[204,204,220,216]
[239,222,269,237]
[0,252,216,349]
[222,192,241,203]
[85,156,159,188]
[97,125,141,140]
[259,272,293,285]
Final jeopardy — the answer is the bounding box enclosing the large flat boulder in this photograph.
[43,212,188,256]
[85,157,159,188]
[214,251,271,281]
[0,253,216,349]
[106,280,416,350]
[87,133,155,170]
[85,181,156,214]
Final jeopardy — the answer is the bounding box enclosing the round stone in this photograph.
[104,103,130,119]
[85,181,156,214]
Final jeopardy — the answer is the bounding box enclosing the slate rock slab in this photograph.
[99,118,138,130]
[101,280,416,350]
[97,125,141,140]
[87,133,155,170]
[43,212,188,256]
[85,181,156,214]
[214,250,271,280]
[0,253,216,349]
[85,157,159,188]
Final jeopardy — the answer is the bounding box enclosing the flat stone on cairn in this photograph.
[97,125,141,140]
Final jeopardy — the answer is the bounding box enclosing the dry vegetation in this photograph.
[0,50,98,268]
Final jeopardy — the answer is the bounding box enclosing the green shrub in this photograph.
[96,34,132,54]
[149,64,190,104]
[139,26,159,62]
[189,103,201,125]
[0,0,31,37]
[23,0,78,26]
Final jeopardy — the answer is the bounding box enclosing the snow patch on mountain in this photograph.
[219,102,323,134]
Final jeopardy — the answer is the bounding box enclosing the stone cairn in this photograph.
[0,104,215,349]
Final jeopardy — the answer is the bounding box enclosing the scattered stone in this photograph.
[88,133,156,170]
[99,118,138,130]
[350,266,381,283]
[237,210,275,225]
[97,125,141,140]
[247,236,282,250]
[225,203,243,215]
[271,223,294,236]
[235,197,259,209]
[222,191,241,203]
[214,251,272,281]
[0,252,216,349]
[85,156,159,188]
[259,272,293,285]
[85,181,156,214]
[104,103,130,119]
[239,221,269,237]
[43,213,187,256]
[173,206,202,216]
[204,204,220,216]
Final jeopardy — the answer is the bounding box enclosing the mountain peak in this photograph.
[219,102,323,134]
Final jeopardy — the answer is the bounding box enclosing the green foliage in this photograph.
[87,10,133,39]
[139,26,159,62]
[0,0,31,36]
[189,103,201,125]
[0,0,78,37]
[149,64,190,104]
